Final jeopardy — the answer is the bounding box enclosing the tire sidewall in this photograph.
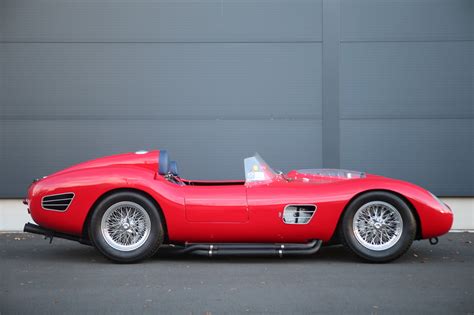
[342,191,416,262]
[89,191,163,263]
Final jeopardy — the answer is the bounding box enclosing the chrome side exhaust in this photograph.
[172,240,323,257]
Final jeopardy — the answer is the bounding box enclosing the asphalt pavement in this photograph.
[1,232,473,314]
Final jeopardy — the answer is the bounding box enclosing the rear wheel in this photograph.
[89,191,163,263]
[340,191,416,263]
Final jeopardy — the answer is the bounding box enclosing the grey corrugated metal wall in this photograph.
[1,0,473,197]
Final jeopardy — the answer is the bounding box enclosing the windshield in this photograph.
[244,153,277,183]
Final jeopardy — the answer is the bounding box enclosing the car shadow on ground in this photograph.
[3,233,468,265]
[24,243,431,265]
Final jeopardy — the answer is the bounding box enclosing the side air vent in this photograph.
[282,205,317,224]
[41,193,74,212]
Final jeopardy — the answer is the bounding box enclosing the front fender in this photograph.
[341,177,453,239]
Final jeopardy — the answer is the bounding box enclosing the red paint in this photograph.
[25,150,453,243]
[184,185,248,222]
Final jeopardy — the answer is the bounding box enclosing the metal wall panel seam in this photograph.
[322,0,341,168]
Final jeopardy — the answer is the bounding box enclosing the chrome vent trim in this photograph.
[41,193,74,212]
[282,204,317,224]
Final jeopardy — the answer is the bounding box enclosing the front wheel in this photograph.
[339,191,416,263]
[89,191,164,263]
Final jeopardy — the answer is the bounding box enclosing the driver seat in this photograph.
[158,150,169,175]
[169,161,179,176]
[158,149,179,176]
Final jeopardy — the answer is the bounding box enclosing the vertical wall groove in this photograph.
[322,0,341,168]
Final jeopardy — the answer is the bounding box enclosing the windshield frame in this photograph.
[244,153,277,184]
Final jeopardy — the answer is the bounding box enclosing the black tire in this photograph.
[339,191,416,263]
[89,191,164,263]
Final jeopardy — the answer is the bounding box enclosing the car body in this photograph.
[24,150,453,263]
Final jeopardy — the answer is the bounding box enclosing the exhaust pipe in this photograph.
[23,223,91,245]
[174,240,323,257]
[429,237,439,245]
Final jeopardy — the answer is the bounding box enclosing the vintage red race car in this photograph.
[24,150,453,263]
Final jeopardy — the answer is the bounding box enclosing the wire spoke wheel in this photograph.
[352,201,403,251]
[100,201,151,251]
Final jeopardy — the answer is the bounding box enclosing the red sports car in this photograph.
[24,150,453,263]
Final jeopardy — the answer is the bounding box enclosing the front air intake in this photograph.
[41,193,74,212]
[282,205,317,224]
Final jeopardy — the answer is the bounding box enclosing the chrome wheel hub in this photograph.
[101,201,151,251]
[352,201,403,251]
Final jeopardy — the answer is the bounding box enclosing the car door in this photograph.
[246,180,320,242]
[184,183,248,223]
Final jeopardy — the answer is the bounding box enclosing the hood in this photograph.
[286,168,366,184]
[48,150,159,177]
